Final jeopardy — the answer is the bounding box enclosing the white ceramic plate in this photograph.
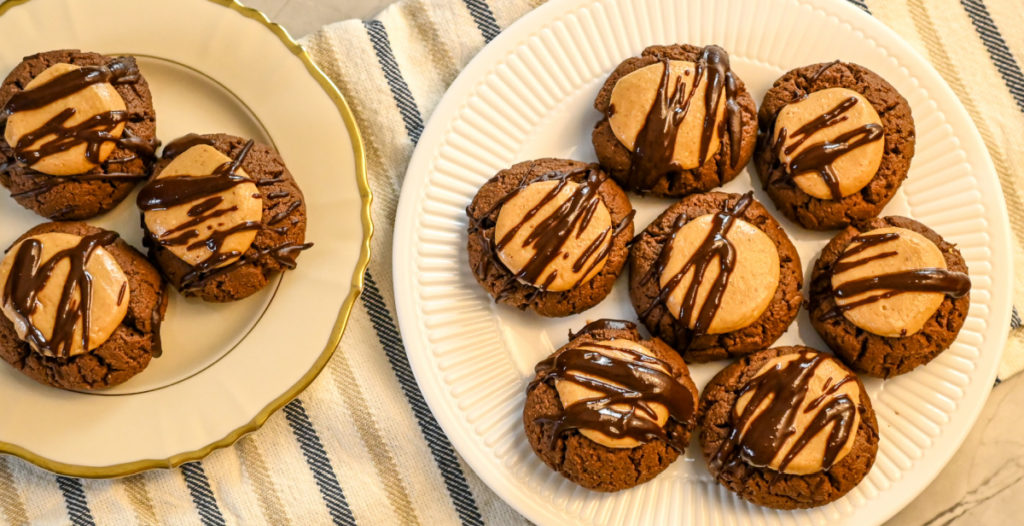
[393,0,1012,524]
[0,0,371,476]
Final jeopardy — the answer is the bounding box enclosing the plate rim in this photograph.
[392,0,1013,523]
[0,0,373,478]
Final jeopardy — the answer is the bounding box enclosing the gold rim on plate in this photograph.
[0,0,373,478]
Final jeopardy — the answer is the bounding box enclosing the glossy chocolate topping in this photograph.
[494,171,607,289]
[808,60,841,83]
[711,351,858,473]
[468,168,633,300]
[531,333,695,451]
[769,96,883,200]
[641,192,754,342]
[137,140,254,212]
[568,318,637,339]
[821,231,970,321]
[139,138,311,292]
[0,57,156,177]
[1,231,118,357]
[621,45,744,192]
[159,133,215,159]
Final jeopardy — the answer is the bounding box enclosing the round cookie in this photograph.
[466,158,634,317]
[629,192,802,362]
[808,216,970,377]
[138,133,311,302]
[523,319,699,492]
[698,346,879,509]
[754,61,915,230]
[592,44,758,197]
[0,50,158,220]
[0,221,168,390]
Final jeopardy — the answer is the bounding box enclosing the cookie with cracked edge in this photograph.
[140,133,310,303]
[628,192,802,362]
[0,49,158,220]
[808,216,970,377]
[523,319,699,492]
[0,221,168,390]
[466,158,634,317]
[698,346,879,509]
[591,44,758,197]
[754,61,915,230]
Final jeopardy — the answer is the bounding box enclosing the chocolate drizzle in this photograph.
[641,192,753,343]
[468,167,632,298]
[138,140,255,212]
[1,231,119,357]
[138,138,312,293]
[711,352,857,473]
[808,60,841,83]
[159,133,214,158]
[530,336,694,452]
[621,45,744,192]
[768,95,883,200]
[568,318,636,339]
[0,57,157,181]
[821,231,971,321]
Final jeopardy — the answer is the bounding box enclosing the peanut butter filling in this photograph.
[659,214,779,334]
[4,63,127,176]
[609,60,725,170]
[0,232,129,357]
[733,353,861,475]
[831,227,948,337]
[555,338,669,448]
[493,179,612,291]
[143,144,262,268]
[773,87,884,199]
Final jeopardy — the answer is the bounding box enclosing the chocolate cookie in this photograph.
[754,61,915,230]
[629,192,802,362]
[523,319,699,492]
[0,221,168,390]
[466,158,634,317]
[698,346,879,509]
[592,44,758,197]
[808,216,970,377]
[0,50,158,220]
[138,133,311,302]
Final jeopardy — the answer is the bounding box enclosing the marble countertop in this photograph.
[242,0,1021,524]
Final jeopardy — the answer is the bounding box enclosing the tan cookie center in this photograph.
[831,227,947,337]
[660,214,779,334]
[555,338,669,448]
[608,60,725,170]
[734,354,862,475]
[0,232,129,357]
[144,144,262,268]
[4,63,127,176]
[774,87,884,199]
[494,180,612,291]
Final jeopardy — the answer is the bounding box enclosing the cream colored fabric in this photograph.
[1,0,1023,524]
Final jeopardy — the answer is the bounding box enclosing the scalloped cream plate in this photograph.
[0,0,370,476]
[393,0,1012,524]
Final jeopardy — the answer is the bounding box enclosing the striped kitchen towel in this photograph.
[1,0,1023,524]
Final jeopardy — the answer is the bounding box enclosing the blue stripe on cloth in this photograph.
[180,462,226,526]
[1013,306,1021,330]
[284,399,356,526]
[56,476,95,526]
[463,0,501,43]
[363,20,425,145]
[361,272,485,526]
[961,0,1024,114]
[846,0,871,13]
